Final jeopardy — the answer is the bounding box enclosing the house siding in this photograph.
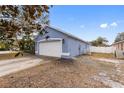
[113,41,124,51]
[67,37,90,57]
[35,27,90,57]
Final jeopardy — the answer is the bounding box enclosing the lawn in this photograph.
[0,55,124,88]
[0,56,108,88]
[91,53,114,59]
[0,51,30,60]
[0,53,21,60]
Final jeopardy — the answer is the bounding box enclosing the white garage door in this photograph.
[39,40,62,57]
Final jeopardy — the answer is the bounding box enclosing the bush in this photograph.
[0,41,10,51]
[19,38,35,54]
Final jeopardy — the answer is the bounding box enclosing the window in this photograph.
[121,43,123,50]
[62,39,65,44]
[45,36,50,39]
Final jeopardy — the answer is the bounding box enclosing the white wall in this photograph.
[90,46,116,53]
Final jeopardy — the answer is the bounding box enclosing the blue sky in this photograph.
[49,5,124,44]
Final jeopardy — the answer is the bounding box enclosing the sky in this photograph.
[49,5,124,44]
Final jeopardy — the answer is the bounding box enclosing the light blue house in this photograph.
[35,26,90,58]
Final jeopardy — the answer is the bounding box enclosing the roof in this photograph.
[45,26,89,44]
[112,40,124,45]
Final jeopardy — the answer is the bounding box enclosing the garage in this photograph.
[38,38,62,57]
[35,26,90,58]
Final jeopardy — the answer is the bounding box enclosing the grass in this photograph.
[0,55,107,88]
[91,52,114,59]
[97,61,115,72]
[0,52,25,60]
[0,53,18,60]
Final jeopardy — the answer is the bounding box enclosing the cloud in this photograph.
[100,23,108,29]
[80,25,85,28]
[100,22,118,29]
[110,22,117,27]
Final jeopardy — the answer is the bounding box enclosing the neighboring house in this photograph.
[112,40,124,51]
[35,26,90,58]
[111,40,124,58]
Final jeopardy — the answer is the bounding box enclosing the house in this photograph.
[35,26,90,58]
[112,40,124,58]
[112,40,124,51]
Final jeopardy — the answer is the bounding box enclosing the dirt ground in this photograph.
[0,55,124,88]
[0,55,110,88]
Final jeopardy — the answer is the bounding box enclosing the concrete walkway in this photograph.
[0,51,17,54]
[0,56,44,77]
[93,72,124,88]
[92,58,124,87]
[93,58,124,64]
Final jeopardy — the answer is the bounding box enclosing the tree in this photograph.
[90,37,109,47]
[19,35,35,54]
[0,5,50,56]
[114,32,124,42]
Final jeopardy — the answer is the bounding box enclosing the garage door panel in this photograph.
[39,41,62,57]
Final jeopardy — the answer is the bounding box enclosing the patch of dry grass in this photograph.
[0,53,19,60]
[91,53,114,59]
[97,62,116,73]
[0,52,30,60]
[0,57,108,88]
